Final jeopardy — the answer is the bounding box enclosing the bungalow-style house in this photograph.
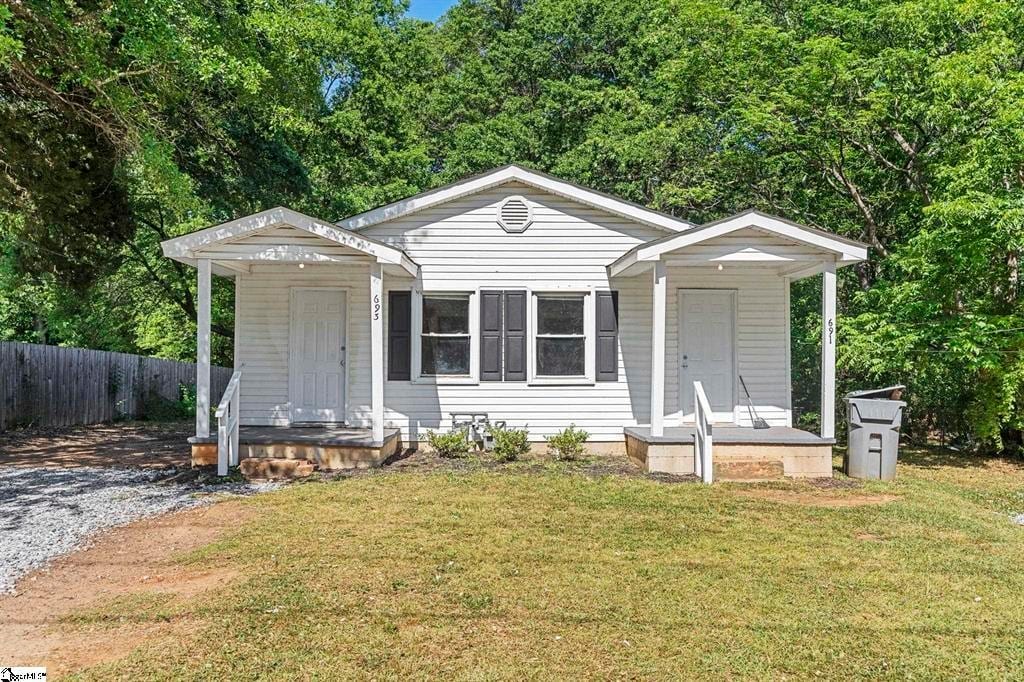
[161,166,867,481]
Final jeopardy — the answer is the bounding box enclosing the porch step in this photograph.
[239,458,316,481]
[713,459,785,482]
[190,427,403,470]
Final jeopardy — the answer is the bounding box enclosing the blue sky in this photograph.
[406,0,457,21]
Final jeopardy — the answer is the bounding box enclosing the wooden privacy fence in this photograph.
[0,341,232,431]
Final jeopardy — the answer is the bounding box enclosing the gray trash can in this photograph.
[844,385,906,480]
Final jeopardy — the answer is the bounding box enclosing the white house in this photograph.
[161,165,867,480]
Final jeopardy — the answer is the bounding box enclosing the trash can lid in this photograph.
[845,385,906,399]
[848,397,906,422]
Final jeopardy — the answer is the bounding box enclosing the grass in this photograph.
[70,448,1024,680]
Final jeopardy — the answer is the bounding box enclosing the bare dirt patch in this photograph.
[0,421,192,469]
[855,532,885,541]
[0,499,249,675]
[736,488,899,508]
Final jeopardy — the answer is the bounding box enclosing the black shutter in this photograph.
[503,291,527,381]
[387,291,411,381]
[480,291,503,381]
[596,290,619,381]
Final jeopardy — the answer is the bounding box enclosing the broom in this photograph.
[739,375,770,429]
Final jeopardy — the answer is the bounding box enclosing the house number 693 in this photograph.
[373,294,381,321]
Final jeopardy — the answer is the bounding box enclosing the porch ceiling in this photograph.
[608,209,868,280]
[160,206,419,278]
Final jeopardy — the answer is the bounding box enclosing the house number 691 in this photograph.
[827,318,834,345]
[373,294,381,321]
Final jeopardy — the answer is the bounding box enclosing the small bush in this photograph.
[546,424,589,460]
[488,424,530,461]
[427,428,471,458]
[139,383,195,422]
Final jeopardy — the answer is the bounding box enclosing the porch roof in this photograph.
[607,209,869,279]
[160,206,419,278]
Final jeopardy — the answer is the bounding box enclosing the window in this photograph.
[420,294,471,376]
[535,294,587,377]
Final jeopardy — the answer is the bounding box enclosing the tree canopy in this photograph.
[2,0,1023,451]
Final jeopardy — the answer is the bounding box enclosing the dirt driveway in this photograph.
[0,421,269,675]
[0,500,249,675]
[0,421,192,468]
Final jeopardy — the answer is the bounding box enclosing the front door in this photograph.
[289,288,347,423]
[679,289,736,423]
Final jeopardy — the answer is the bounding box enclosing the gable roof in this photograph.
[608,209,869,277]
[160,206,418,276]
[337,164,694,234]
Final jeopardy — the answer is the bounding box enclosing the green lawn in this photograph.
[73,449,1024,680]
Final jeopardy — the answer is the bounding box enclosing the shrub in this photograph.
[488,424,530,461]
[546,424,589,460]
[139,383,195,422]
[427,428,471,458]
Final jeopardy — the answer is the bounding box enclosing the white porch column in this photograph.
[196,258,212,438]
[650,260,667,437]
[370,262,384,443]
[821,262,837,439]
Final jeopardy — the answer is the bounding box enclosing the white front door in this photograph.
[289,288,347,423]
[679,289,736,423]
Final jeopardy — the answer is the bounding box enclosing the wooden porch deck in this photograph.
[189,426,403,470]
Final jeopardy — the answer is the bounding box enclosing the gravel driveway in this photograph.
[0,465,274,593]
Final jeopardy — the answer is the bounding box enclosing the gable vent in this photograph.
[497,196,533,233]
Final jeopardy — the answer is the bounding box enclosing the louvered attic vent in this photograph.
[497,196,533,233]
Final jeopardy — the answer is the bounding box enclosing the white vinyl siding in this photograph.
[364,183,789,441]
[235,262,374,427]
[233,184,793,440]
[665,268,791,427]
[364,183,666,288]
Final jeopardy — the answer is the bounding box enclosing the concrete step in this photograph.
[713,459,785,481]
[239,458,315,481]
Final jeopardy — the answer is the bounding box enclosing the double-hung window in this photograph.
[420,294,472,376]
[534,293,589,379]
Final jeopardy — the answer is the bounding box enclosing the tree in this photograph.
[4,0,1024,451]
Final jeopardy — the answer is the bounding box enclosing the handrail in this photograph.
[694,381,714,484]
[215,369,242,476]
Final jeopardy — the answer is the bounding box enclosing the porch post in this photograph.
[821,261,837,439]
[650,260,667,437]
[370,262,384,443]
[196,257,212,438]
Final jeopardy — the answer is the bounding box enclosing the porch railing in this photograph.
[694,381,714,484]
[215,369,242,476]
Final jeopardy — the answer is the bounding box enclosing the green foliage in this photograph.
[139,383,196,422]
[426,428,472,458]
[4,0,1024,451]
[546,425,589,460]
[0,0,411,364]
[488,424,531,461]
